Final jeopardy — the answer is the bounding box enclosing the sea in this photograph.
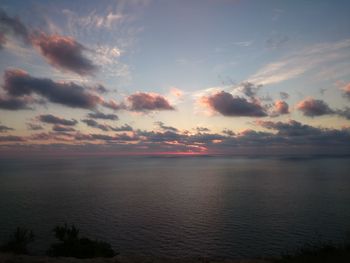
[0,155,350,258]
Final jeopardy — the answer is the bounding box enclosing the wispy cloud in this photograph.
[248,39,350,85]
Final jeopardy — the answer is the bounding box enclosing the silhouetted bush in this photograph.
[0,227,34,254]
[47,223,116,258]
[276,239,350,263]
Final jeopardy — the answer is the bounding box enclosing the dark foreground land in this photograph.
[0,254,271,263]
[1,247,350,263]
[1,226,350,262]
[2,244,350,263]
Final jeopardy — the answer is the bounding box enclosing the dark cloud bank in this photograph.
[1,69,102,109]
[1,119,350,156]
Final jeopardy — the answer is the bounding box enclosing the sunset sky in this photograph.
[1,0,350,156]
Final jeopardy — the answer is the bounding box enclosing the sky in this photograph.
[0,0,350,156]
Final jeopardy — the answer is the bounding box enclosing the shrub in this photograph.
[0,227,34,254]
[47,223,116,258]
[276,240,350,263]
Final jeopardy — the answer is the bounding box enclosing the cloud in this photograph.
[169,87,184,98]
[0,95,32,110]
[0,135,25,142]
[239,82,262,99]
[251,120,350,151]
[82,118,133,132]
[101,99,125,111]
[342,83,350,100]
[0,10,98,76]
[110,124,133,132]
[63,9,125,30]
[26,123,43,131]
[85,12,124,29]
[87,111,119,120]
[0,32,6,48]
[52,125,76,132]
[2,119,350,155]
[0,9,30,44]
[222,129,235,136]
[0,124,13,132]
[336,107,350,120]
[136,130,182,143]
[74,132,137,142]
[92,85,108,94]
[280,92,289,100]
[82,119,110,131]
[2,69,102,109]
[155,121,178,132]
[201,91,267,117]
[248,39,350,85]
[196,127,210,133]
[31,33,97,76]
[297,98,334,117]
[270,100,289,117]
[30,131,73,141]
[257,120,321,136]
[38,114,77,126]
[0,9,101,76]
[127,92,175,111]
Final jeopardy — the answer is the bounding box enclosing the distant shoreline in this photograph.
[1,152,350,160]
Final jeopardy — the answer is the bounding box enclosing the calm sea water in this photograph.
[0,155,350,258]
